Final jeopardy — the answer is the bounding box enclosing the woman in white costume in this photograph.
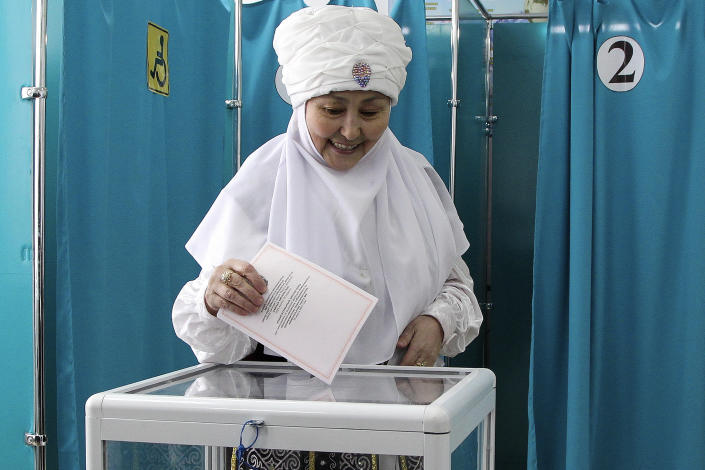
[173,6,482,468]
[174,5,482,367]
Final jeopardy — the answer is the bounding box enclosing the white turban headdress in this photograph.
[273,5,412,107]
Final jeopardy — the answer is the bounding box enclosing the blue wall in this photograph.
[0,1,39,468]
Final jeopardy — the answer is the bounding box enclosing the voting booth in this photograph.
[86,362,495,470]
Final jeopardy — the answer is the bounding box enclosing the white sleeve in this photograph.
[422,257,483,357]
[172,267,256,364]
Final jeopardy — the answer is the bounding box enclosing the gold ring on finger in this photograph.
[220,270,233,284]
[415,360,426,367]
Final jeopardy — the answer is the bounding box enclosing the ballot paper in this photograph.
[217,242,378,384]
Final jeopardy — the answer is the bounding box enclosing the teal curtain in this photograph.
[240,0,307,160]
[425,21,453,186]
[55,1,231,469]
[529,1,705,469]
[0,1,36,468]
[387,0,434,161]
[240,0,434,163]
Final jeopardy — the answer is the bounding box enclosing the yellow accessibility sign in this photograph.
[147,22,169,96]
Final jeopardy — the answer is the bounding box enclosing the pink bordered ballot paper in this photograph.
[217,242,378,384]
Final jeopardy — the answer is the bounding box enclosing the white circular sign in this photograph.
[597,36,645,92]
[275,66,291,105]
[304,0,330,6]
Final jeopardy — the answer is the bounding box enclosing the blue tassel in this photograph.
[235,419,264,470]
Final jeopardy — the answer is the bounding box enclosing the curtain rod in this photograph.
[20,0,49,467]
[426,12,547,22]
[226,0,243,173]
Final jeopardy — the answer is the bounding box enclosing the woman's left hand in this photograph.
[396,315,444,367]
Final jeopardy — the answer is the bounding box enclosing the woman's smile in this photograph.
[330,140,361,152]
[306,90,390,171]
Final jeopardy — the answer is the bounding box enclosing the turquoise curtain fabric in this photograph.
[529,1,705,469]
[387,0,434,161]
[0,1,37,468]
[240,0,434,163]
[55,2,231,469]
[240,0,307,160]
[425,21,453,186]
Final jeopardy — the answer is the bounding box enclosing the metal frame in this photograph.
[225,0,243,172]
[444,0,548,366]
[448,0,460,200]
[20,0,49,468]
[86,363,496,470]
[480,17,495,367]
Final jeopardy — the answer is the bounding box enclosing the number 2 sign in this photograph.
[597,36,645,92]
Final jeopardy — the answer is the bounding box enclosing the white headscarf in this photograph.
[186,104,468,364]
[273,5,412,107]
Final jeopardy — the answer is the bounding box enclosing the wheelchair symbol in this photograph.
[150,35,167,87]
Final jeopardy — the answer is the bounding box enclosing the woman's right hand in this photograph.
[204,259,268,316]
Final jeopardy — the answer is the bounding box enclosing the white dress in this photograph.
[173,257,482,365]
[173,105,482,365]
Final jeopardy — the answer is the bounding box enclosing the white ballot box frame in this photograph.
[85,362,496,470]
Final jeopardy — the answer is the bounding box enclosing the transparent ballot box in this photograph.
[86,362,495,470]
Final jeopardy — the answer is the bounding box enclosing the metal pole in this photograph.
[490,13,548,20]
[21,0,49,467]
[448,0,460,200]
[468,0,491,20]
[479,20,495,368]
[425,16,452,22]
[428,11,547,22]
[235,0,242,171]
[226,0,243,173]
